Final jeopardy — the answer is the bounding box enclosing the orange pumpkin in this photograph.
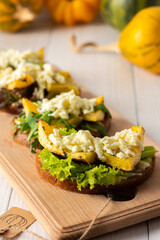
[45,0,100,26]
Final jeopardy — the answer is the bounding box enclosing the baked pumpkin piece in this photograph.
[0,48,79,113]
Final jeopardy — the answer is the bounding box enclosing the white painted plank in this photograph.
[133,66,160,143]
[0,173,12,215]
[93,222,148,240]
[2,189,50,240]
[148,217,160,240]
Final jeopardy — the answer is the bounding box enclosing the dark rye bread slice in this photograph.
[0,85,36,114]
[11,115,111,148]
[35,151,155,195]
[2,103,22,114]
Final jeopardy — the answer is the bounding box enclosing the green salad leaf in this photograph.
[59,128,77,136]
[141,146,157,160]
[39,145,157,191]
[94,104,112,118]
[14,111,54,153]
[39,149,125,190]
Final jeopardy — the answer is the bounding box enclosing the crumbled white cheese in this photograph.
[48,128,144,160]
[0,49,67,98]
[49,129,95,153]
[0,49,42,69]
[98,129,144,160]
[38,90,97,119]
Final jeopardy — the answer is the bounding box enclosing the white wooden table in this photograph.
[0,9,160,240]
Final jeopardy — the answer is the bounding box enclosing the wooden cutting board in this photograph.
[0,87,160,240]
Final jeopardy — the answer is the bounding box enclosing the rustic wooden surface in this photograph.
[0,9,160,240]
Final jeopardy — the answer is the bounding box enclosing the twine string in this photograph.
[9,226,49,240]
[78,197,111,240]
[1,197,111,240]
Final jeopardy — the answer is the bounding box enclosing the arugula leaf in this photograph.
[53,118,76,130]
[59,128,77,136]
[31,138,39,154]
[78,121,108,136]
[94,104,112,118]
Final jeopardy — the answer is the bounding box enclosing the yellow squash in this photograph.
[45,0,100,26]
[6,75,34,90]
[22,98,39,116]
[0,0,44,32]
[46,71,80,95]
[103,126,145,171]
[38,120,145,170]
[38,120,97,164]
[119,7,160,74]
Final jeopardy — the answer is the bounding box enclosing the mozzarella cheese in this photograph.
[0,49,67,98]
[49,128,144,160]
[98,129,144,160]
[38,90,97,119]
[49,129,95,153]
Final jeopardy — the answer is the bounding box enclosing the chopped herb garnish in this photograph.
[94,104,112,118]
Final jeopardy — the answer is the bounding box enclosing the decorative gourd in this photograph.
[119,7,160,73]
[100,0,160,30]
[45,0,100,26]
[0,0,44,32]
[70,7,160,74]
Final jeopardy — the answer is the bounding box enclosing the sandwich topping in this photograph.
[0,49,67,98]
[49,129,95,153]
[38,90,97,119]
[49,128,144,159]
[39,122,157,190]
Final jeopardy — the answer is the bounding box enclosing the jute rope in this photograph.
[78,197,111,240]
[9,227,48,240]
[2,197,111,240]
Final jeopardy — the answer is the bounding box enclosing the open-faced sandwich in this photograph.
[36,122,157,196]
[11,90,111,153]
[0,49,79,114]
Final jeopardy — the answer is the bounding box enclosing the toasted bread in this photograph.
[35,152,155,195]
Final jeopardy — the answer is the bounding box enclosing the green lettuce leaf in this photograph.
[141,146,157,160]
[59,128,77,136]
[39,149,125,190]
[39,145,157,191]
